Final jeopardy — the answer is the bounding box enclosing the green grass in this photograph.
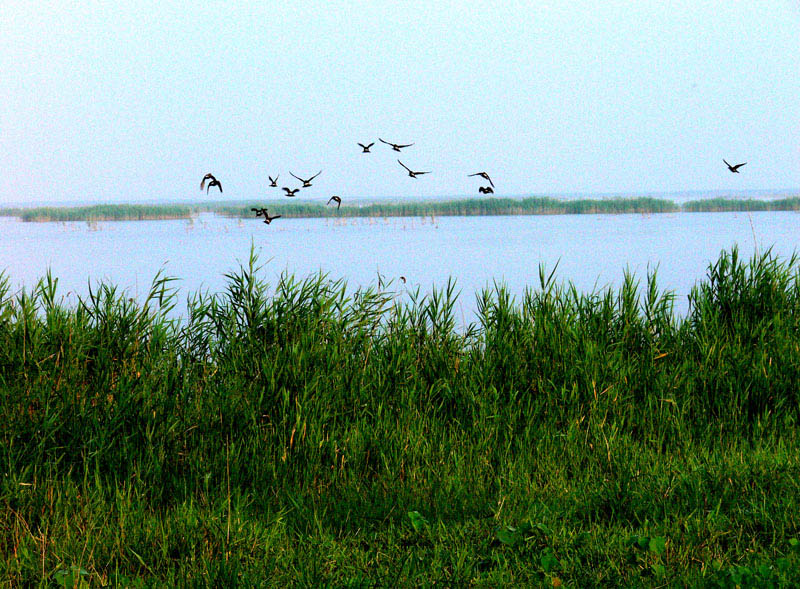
[2,247,800,586]
[3,195,800,222]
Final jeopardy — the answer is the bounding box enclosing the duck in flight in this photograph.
[380,138,414,152]
[478,186,494,194]
[398,160,429,178]
[290,170,322,187]
[200,173,217,191]
[205,178,222,194]
[327,196,342,210]
[358,142,374,153]
[282,187,300,197]
[468,172,494,188]
[251,207,281,224]
[724,159,747,173]
[268,175,279,187]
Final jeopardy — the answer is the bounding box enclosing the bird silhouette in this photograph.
[200,173,217,191]
[268,175,279,187]
[206,179,222,194]
[263,213,281,224]
[400,276,406,284]
[358,142,374,153]
[398,160,429,178]
[724,159,747,173]
[327,196,342,210]
[282,187,300,197]
[478,186,494,194]
[380,138,414,152]
[251,208,281,224]
[290,170,322,187]
[468,172,494,188]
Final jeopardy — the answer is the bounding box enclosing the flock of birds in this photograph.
[199,145,747,226]
[197,137,499,225]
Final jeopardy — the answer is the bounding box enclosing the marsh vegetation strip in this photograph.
[3,195,800,222]
[0,203,198,222]
[2,247,800,586]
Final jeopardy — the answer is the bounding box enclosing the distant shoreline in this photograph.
[2,195,800,222]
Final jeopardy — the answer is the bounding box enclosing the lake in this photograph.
[1,211,798,323]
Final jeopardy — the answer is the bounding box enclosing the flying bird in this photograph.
[358,142,374,153]
[478,186,494,194]
[282,187,300,197]
[724,159,747,173]
[268,175,279,187]
[205,179,222,194]
[327,196,342,210]
[200,173,217,191]
[468,172,494,188]
[262,213,281,224]
[251,208,281,224]
[379,138,414,152]
[290,170,322,187]
[398,160,430,178]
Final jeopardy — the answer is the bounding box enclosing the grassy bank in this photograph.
[2,247,800,586]
[3,195,800,222]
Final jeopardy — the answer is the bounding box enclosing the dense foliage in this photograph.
[2,247,799,586]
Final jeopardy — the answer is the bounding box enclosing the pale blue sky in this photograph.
[1,1,798,205]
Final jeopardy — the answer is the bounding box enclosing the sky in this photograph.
[1,1,799,205]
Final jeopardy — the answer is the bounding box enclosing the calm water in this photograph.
[1,211,798,322]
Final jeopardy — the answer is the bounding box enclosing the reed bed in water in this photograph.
[682,196,800,212]
[5,195,800,222]
[5,204,196,222]
[2,247,800,585]
[214,196,681,218]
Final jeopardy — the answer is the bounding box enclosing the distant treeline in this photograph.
[2,196,799,222]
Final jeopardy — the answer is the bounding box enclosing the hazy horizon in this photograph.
[2,2,799,206]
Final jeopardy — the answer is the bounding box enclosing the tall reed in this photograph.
[2,247,799,586]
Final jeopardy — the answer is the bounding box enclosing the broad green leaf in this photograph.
[52,566,90,588]
[497,526,521,546]
[648,536,666,555]
[541,552,560,573]
[408,511,429,533]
